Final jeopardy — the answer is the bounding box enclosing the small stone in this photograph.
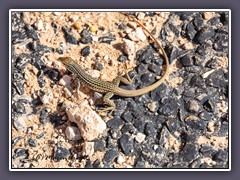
[128,27,146,42]
[98,34,116,44]
[59,75,72,86]
[73,22,81,29]
[54,143,70,162]
[28,138,36,147]
[107,117,123,130]
[188,100,200,113]
[207,121,215,132]
[127,22,137,29]
[123,38,135,55]
[117,154,125,164]
[195,27,215,44]
[103,149,118,164]
[82,142,94,156]
[13,115,27,131]
[64,100,106,141]
[137,12,145,20]
[81,46,91,56]
[65,126,82,141]
[181,55,193,67]
[135,132,146,143]
[69,15,79,22]
[119,134,134,155]
[117,54,127,62]
[53,12,62,16]
[203,12,215,20]
[35,20,44,31]
[186,22,197,40]
[13,148,28,159]
[201,69,215,79]
[180,143,199,163]
[90,25,98,32]
[147,101,159,112]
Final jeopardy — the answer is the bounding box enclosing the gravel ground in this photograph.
[11,11,229,169]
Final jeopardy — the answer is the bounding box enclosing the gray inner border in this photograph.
[1,0,239,179]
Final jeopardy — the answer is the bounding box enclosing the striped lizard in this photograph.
[58,13,170,113]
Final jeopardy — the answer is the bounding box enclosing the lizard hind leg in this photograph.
[98,92,116,114]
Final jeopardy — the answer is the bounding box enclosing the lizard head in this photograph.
[58,57,73,66]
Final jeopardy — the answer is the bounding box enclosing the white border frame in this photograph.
[9,9,231,171]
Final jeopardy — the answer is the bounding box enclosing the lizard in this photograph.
[58,13,170,113]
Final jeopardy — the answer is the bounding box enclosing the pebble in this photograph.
[181,55,193,67]
[53,143,70,162]
[81,46,91,56]
[195,27,215,44]
[203,12,215,20]
[65,126,82,141]
[123,38,135,55]
[28,138,37,147]
[64,100,106,141]
[117,154,125,164]
[103,149,118,165]
[135,132,146,143]
[98,34,116,44]
[119,134,134,155]
[59,75,72,86]
[13,148,28,159]
[13,115,27,131]
[69,15,79,22]
[147,101,159,112]
[188,100,200,113]
[53,12,62,16]
[128,27,146,42]
[82,142,94,157]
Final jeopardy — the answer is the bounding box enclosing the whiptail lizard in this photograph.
[58,13,170,113]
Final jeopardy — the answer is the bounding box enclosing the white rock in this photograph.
[82,142,94,156]
[53,12,62,16]
[64,100,106,141]
[69,15,79,22]
[123,38,135,55]
[65,126,82,141]
[128,27,146,42]
[35,20,44,31]
[117,154,125,164]
[135,132,146,143]
[14,115,27,131]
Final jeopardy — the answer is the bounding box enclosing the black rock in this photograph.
[13,148,28,159]
[94,138,106,152]
[194,27,215,44]
[121,123,137,135]
[159,97,179,116]
[180,143,199,163]
[12,100,27,114]
[62,27,78,45]
[144,122,156,136]
[119,134,134,155]
[186,22,197,40]
[99,34,116,44]
[92,159,101,168]
[103,149,118,164]
[189,75,205,88]
[85,159,93,168]
[107,117,123,130]
[164,45,178,63]
[140,72,156,86]
[36,131,47,139]
[12,136,22,147]
[200,144,217,157]
[37,70,46,88]
[95,63,103,70]
[148,63,161,76]
[213,150,228,162]
[186,119,206,131]
[33,58,46,70]
[133,118,147,133]
[121,111,133,122]
[198,110,213,121]
[81,46,91,56]
[46,69,61,83]
[80,36,93,44]
[193,14,204,31]
[169,23,180,36]
[24,24,39,40]
[27,41,41,52]
[28,138,37,147]
[39,108,50,124]
[136,45,154,64]
[117,54,127,62]
[54,143,70,162]
[181,55,193,67]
